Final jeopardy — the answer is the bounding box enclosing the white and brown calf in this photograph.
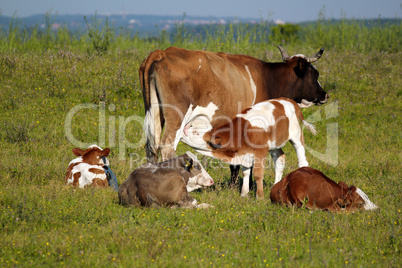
[65,145,111,188]
[179,98,316,199]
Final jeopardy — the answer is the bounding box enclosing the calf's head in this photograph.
[336,182,365,211]
[182,152,214,192]
[203,120,243,159]
[72,145,110,166]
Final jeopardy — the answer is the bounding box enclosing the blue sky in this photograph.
[1,0,401,23]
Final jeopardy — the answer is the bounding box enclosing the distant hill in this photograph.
[0,13,400,38]
[0,13,264,37]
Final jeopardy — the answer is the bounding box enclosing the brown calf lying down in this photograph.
[118,152,214,208]
[270,167,378,212]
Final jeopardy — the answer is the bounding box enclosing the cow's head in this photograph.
[336,182,365,211]
[181,151,214,192]
[277,46,329,108]
[72,145,110,166]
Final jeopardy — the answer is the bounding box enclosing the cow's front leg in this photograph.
[270,148,286,184]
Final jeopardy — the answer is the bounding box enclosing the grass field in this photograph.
[0,19,401,267]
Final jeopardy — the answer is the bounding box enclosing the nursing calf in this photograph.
[118,152,214,208]
[182,97,316,198]
[270,167,378,211]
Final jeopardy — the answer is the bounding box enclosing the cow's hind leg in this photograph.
[144,79,163,163]
[160,140,176,161]
[270,149,286,184]
[159,116,182,161]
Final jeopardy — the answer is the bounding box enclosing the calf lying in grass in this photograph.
[270,167,378,212]
[65,145,118,190]
[118,152,214,208]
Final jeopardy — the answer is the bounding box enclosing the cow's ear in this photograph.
[298,58,307,71]
[72,148,85,156]
[101,148,110,157]
[209,136,222,149]
[295,59,307,77]
[184,158,193,172]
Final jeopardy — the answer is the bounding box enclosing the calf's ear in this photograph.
[348,186,365,205]
[184,158,193,172]
[209,136,223,149]
[72,148,85,156]
[101,148,110,157]
[338,181,349,190]
[203,131,211,142]
[347,186,357,196]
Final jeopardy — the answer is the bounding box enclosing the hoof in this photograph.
[196,203,214,209]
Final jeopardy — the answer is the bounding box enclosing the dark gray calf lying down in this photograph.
[118,152,214,208]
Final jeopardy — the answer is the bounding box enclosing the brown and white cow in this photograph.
[140,46,328,166]
[118,151,214,208]
[270,167,378,212]
[65,145,111,188]
[178,98,316,198]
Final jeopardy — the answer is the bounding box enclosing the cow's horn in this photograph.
[306,47,325,63]
[277,46,290,62]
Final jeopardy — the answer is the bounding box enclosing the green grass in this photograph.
[0,21,401,267]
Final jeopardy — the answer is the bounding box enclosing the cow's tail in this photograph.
[139,50,165,163]
[294,102,317,135]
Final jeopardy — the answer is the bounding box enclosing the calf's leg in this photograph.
[230,165,240,186]
[270,148,286,184]
[232,165,254,193]
[289,139,309,168]
[253,154,267,199]
[240,166,252,197]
